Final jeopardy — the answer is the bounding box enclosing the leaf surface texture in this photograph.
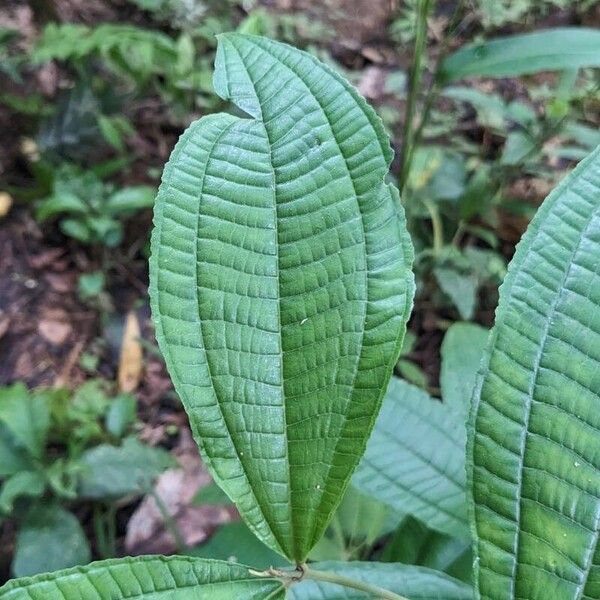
[470,146,600,599]
[353,378,468,539]
[149,33,414,561]
[0,557,284,600]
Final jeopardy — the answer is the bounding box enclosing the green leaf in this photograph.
[149,33,414,561]
[0,384,49,459]
[434,267,477,320]
[500,131,537,166]
[443,86,507,131]
[105,394,136,438]
[36,193,88,221]
[334,486,400,547]
[193,482,233,506]
[0,556,285,599]
[353,378,468,539]
[441,28,600,81]
[97,115,125,152]
[290,562,472,600]
[60,218,91,243]
[0,425,32,477]
[12,504,91,577]
[0,471,45,513]
[381,516,472,583]
[78,271,105,300]
[106,186,156,214]
[78,437,173,499]
[188,521,286,568]
[440,322,488,418]
[469,145,600,598]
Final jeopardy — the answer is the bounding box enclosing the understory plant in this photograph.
[1,34,599,600]
[0,381,172,578]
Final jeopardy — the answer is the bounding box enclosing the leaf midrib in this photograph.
[228,37,373,559]
[224,40,295,559]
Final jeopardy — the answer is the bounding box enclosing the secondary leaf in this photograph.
[0,424,32,477]
[78,437,173,499]
[434,267,477,321]
[0,556,285,599]
[0,471,45,513]
[12,504,91,577]
[381,516,472,584]
[188,521,285,568]
[0,384,49,460]
[440,322,489,418]
[353,378,468,539]
[469,145,600,599]
[441,28,600,81]
[290,562,472,600]
[149,33,414,561]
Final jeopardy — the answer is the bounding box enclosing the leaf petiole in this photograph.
[249,564,410,599]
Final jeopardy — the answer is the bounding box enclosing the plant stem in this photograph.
[399,0,432,193]
[423,198,444,254]
[93,505,105,557]
[409,0,465,162]
[250,565,409,599]
[303,566,409,600]
[149,487,187,554]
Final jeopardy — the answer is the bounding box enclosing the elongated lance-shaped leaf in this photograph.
[441,28,600,81]
[0,556,285,599]
[469,145,600,599]
[149,33,414,562]
[353,378,469,540]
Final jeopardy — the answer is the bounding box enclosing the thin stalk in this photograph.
[410,0,466,160]
[399,0,432,193]
[250,566,408,600]
[93,504,108,559]
[423,198,444,254]
[303,566,409,600]
[149,487,187,554]
[105,503,117,557]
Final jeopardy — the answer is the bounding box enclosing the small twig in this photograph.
[399,0,433,192]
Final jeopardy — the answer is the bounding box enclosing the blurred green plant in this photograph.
[0,381,172,576]
[36,164,155,247]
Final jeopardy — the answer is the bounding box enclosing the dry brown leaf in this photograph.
[0,192,13,218]
[38,319,71,345]
[125,447,231,555]
[118,310,143,392]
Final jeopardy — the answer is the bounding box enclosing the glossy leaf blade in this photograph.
[290,562,472,600]
[150,34,414,561]
[469,146,600,599]
[441,28,600,81]
[353,378,469,539]
[0,556,284,599]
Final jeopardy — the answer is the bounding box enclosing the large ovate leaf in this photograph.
[0,556,285,599]
[353,378,468,539]
[441,28,600,81]
[469,145,600,599]
[290,562,472,600]
[149,33,414,562]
